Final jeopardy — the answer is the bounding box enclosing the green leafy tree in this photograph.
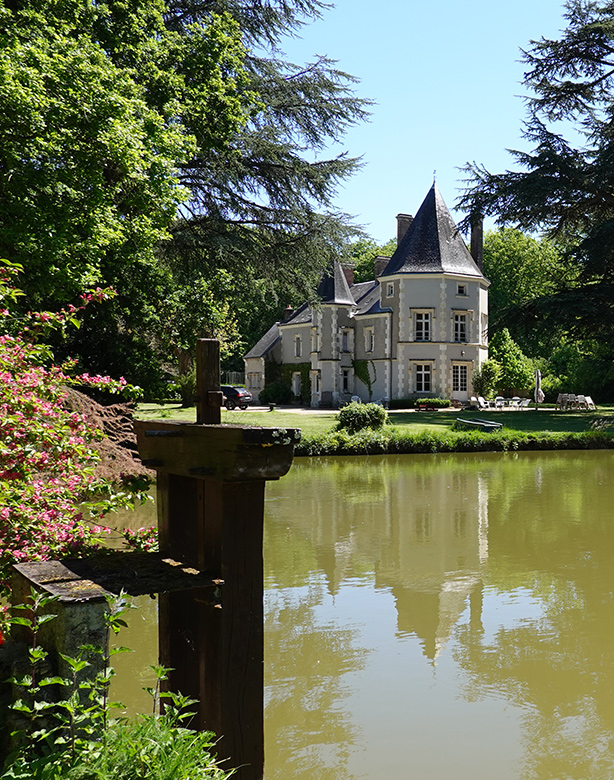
[489,329,534,393]
[459,0,614,343]
[1,1,371,394]
[0,2,248,305]
[472,359,503,399]
[0,0,251,393]
[483,229,574,354]
[156,0,372,379]
[348,237,396,283]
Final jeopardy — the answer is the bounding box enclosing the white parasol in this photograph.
[534,369,545,405]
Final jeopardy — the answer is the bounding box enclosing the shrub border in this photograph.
[294,427,614,457]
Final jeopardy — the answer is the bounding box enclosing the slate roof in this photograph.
[381,184,483,278]
[316,261,355,305]
[351,281,391,316]
[244,321,281,359]
[282,301,312,327]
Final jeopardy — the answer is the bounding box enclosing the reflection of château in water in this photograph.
[378,467,488,660]
[266,456,489,661]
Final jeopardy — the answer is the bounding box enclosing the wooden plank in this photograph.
[13,554,222,600]
[135,420,300,482]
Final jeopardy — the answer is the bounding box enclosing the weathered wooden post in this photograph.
[135,339,300,780]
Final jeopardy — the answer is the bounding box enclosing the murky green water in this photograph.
[115,451,614,780]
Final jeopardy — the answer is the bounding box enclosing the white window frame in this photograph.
[414,312,431,342]
[294,334,302,358]
[310,327,318,353]
[341,328,350,353]
[342,368,352,394]
[386,282,394,297]
[454,313,467,343]
[364,326,375,353]
[457,283,467,296]
[414,363,432,393]
[452,364,468,392]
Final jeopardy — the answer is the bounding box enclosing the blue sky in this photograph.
[279,0,569,243]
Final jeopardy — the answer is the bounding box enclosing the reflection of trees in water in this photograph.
[264,582,366,780]
[453,452,614,780]
[265,450,614,778]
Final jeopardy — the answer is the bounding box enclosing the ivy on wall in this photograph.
[281,363,311,404]
[264,359,311,404]
[352,359,376,399]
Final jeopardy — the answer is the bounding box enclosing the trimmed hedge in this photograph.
[294,427,614,457]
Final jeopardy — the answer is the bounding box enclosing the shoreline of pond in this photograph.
[294,427,614,456]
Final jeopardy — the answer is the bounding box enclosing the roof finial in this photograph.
[433,169,437,183]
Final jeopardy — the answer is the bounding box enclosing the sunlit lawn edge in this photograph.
[136,403,614,456]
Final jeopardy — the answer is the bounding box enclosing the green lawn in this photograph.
[135,403,614,436]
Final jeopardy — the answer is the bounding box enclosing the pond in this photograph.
[113,450,614,780]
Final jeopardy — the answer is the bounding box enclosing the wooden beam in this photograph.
[195,339,223,425]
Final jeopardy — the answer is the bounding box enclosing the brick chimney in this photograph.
[470,214,484,270]
[282,305,294,322]
[342,265,354,286]
[396,213,413,245]
[374,255,389,277]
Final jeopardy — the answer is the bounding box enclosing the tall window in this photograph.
[415,364,431,392]
[341,329,350,352]
[454,313,467,342]
[294,334,302,357]
[292,372,301,396]
[364,327,375,353]
[386,282,394,297]
[342,368,351,394]
[415,312,431,341]
[452,364,467,392]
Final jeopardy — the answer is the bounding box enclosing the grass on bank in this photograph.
[136,402,614,435]
[135,402,614,456]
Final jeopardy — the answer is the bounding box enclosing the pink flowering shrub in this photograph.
[0,260,147,598]
[123,526,159,553]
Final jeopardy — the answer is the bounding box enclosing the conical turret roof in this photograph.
[381,184,483,278]
[316,261,355,305]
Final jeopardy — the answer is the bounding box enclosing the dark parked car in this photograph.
[221,385,252,410]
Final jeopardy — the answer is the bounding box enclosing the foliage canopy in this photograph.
[460,0,614,342]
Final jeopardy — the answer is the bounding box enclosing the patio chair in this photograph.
[495,396,504,410]
[477,396,492,409]
[519,398,531,411]
[585,395,596,410]
[560,394,569,411]
[510,396,521,410]
[555,393,563,410]
[567,393,577,409]
[576,394,587,409]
